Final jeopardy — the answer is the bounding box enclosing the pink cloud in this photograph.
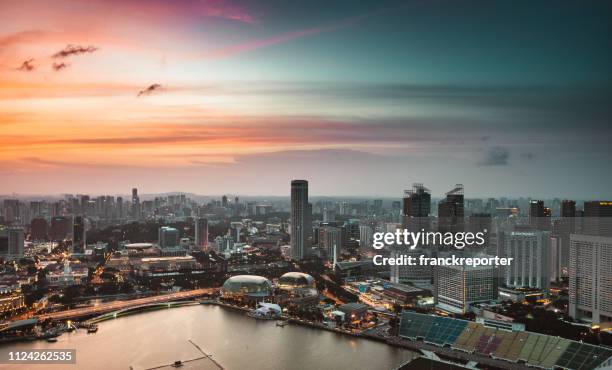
[199,13,371,59]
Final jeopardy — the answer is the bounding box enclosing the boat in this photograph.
[46,337,58,343]
[276,321,288,327]
[87,326,98,333]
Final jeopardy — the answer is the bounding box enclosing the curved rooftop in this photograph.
[124,243,154,250]
[278,272,315,288]
[221,275,272,297]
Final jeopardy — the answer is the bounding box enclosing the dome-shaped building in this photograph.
[221,275,273,299]
[277,272,317,296]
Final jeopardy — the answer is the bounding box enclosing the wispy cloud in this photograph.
[137,83,163,97]
[52,62,69,71]
[480,146,509,166]
[52,44,98,58]
[199,13,374,59]
[18,59,35,71]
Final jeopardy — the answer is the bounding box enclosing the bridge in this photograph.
[38,288,217,321]
[85,301,198,324]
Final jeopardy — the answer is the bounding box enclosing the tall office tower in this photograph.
[2,199,20,223]
[159,226,180,248]
[30,218,48,241]
[321,226,341,265]
[583,201,612,237]
[555,199,576,278]
[221,195,228,208]
[561,200,576,217]
[549,235,562,282]
[49,216,70,241]
[306,202,313,251]
[131,188,141,220]
[79,195,89,215]
[116,197,124,219]
[359,225,373,249]
[0,227,25,259]
[467,213,492,250]
[72,216,86,254]
[195,218,209,251]
[569,234,612,325]
[290,180,309,260]
[246,202,255,216]
[438,184,464,233]
[503,231,550,293]
[230,222,243,243]
[434,253,499,314]
[322,208,335,222]
[529,200,551,231]
[402,183,431,230]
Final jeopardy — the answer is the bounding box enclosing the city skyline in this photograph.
[1,0,612,197]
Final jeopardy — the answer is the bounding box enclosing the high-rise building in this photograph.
[561,200,576,217]
[30,218,48,241]
[159,226,180,248]
[2,199,20,223]
[195,218,209,251]
[549,235,562,282]
[221,195,228,208]
[402,183,431,230]
[503,231,550,293]
[321,226,341,265]
[435,253,498,314]
[569,234,612,325]
[583,201,612,237]
[116,196,124,219]
[554,199,576,278]
[323,208,335,222]
[438,184,464,233]
[72,216,86,254]
[529,200,551,231]
[359,225,373,249]
[49,216,70,241]
[0,226,25,259]
[131,188,140,220]
[290,180,309,260]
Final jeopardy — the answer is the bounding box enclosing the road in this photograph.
[38,288,217,321]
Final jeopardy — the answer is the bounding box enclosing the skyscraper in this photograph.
[583,201,612,237]
[529,200,551,231]
[438,184,464,233]
[30,218,48,241]
[0,226,25,259]
[321,226,341,265]
[402,183,431,230]
[195,218,209,251]
[569,234,612,325]
[359,225,373,249]
[555,199,576,278]
[131,188,140,220]
[503,231,550,293]
[290,180,309,260]
[72,216,86,254]
[49,216,70,241]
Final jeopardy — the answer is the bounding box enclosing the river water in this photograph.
[2,305,417,370]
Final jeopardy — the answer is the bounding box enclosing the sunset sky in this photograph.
[1,0,611,197]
